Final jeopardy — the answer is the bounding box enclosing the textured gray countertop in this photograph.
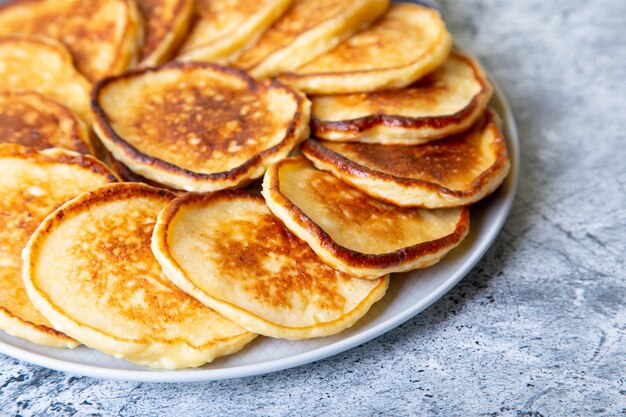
[1,0,625,415]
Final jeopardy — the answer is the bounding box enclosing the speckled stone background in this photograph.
[1,0,625,415]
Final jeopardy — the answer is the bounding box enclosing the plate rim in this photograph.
[0,55,520,384]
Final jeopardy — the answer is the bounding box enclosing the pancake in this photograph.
[152,191,389,339]
[0,144,117,348]
[278,3,452,94]
[93,62,310,192]
[0,35,92,124]
[136,0,193,66]
[302,111,511,208]
[0,0,143,82]
[0,92,92,154]
[233,0,389,78]
[176,0,292,63]
[310,52,493,144]
[262,157,469,278]
[23,183,256,368]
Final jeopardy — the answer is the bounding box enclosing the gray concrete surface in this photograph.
[0,0,624,415]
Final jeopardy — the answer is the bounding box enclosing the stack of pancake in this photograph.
[0,0,510,369]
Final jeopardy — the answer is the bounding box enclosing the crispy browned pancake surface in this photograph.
[302,111,511,207]
[93,62,310,191]
[0,0,142,81]
[0,92,91,154]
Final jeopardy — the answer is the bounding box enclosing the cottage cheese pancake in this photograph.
[262,157,469,278]
[310,52,493,143]
[136,0,193,66]
[177,0,291,63]
[234,0,389,78]
[23,183,256,368]
[152,191,389,339]
[0,36,92,124]
[0,92,92,154]
[0,0,142,82]
[302,111,511,208]
[279,3,452,94]
[93,63,310,192]
[0,144,116,348]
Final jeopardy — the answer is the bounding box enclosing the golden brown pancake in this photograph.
[0,0,143,82]
[136,0,193,66]
[176,0,292,63]
[278,3,452,94]
[23,183,256,368]
[0,92,92,154]
[0,144,117,348]
[233,0,389,78]
[262,157,469,278]
[302,111,511,208]
[310,52,493,144]
[0,35,92,124]
[152,191,389,339]
[93,62,310,192]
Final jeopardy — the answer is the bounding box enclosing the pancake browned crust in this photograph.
[0,92,92,154]
[278,3,452,94]
[262,157,469,278]
[93,62,310,192]
[0,35,92,124]
[23,183,256,368]
[152,191,389,339]
[136,0,193,66]
[176,0,292,63]
[310,52,493,144]
[0,0,143,82]
[233,0,389,78]
[106,152,185,194]
[0,144,117,348]
[302,111,511,208]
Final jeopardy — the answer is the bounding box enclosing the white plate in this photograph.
[0,61,519,383]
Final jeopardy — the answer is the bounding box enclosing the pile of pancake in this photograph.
[0,0,510,369]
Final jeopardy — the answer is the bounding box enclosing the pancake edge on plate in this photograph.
[302,110,511,208]
[92,62,311,192]
[310,51,493,144]
[22,183,257,368]
[262,157,470,278]
[151,190,390,339]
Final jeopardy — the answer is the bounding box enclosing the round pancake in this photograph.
[93,62,310,192]
[0,144,117,348]
[0,92,92,154]
[0,0,143,82]
[233,0,389,78]
[0,35,92,124]
[278,3,452,94]
[302,111,511,208]
[136,0,193,66]
[152,191,389,339]
[262,157,469,278]
[310,52,493,144]
[176,0,292,63]
[23,183,256,368]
